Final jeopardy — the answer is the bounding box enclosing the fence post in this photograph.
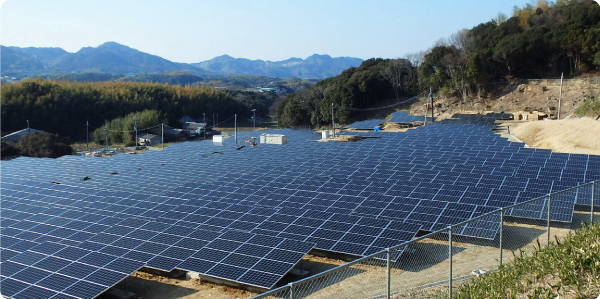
[592,182,596,224]
[387,248,391,299]
[547,194,552,245]
[448,226,453,299]
[499,208,504,266]
[289,282,295,299]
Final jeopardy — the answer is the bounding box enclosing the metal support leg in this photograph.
[387,248,391,299]
[592,182,596,224]
[499,208,504,266]
[547,194,552,245]
[289,282,295,299]
[448,226,453,299]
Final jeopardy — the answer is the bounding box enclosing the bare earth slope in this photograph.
[509,119,600,155]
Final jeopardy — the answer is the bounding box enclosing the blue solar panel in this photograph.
[1,112,598,295]
[347,119,384,129]
[389,112,435,123]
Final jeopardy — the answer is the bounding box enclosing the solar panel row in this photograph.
[388,112,436,123]
[1,112,599,299]
[346,119,384,129]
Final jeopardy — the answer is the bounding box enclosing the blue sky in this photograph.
[1,0,534,63]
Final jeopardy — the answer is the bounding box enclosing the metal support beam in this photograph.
[592,182,596,224]
[499,208,504,266]
[547,194,552,245]
[386,248,391,299]
[289,282,295,299]
[448,226,453,299]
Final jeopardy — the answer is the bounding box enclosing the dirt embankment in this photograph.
[509,119,600,155]
[411,80,599,121]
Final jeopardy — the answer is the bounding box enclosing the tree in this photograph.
[17,132,73,158]
[494,12,508,25]
[379,59,416,102]
[1,142,21,158]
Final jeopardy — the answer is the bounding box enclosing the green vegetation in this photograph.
[455,221,600,299]
[277,0,600,127]
[36,73,316,95]
[277,58,416,127]
[9,131,74,158]
[574,96,600,118]
[0,80,267,141]
[93,110,162,146]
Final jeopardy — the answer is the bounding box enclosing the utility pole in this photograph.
[203,113,206,140]
[234,114,238,147]
[251,109,256,131]
[133,116,138,149]
[558,73,563,120]
[104,126,108,149]
[217,113,219,127]
[161,123,164,150]
[213,114,215,129]
[86,121,89,150]
[430,87,434,123]
[331,103,335,138]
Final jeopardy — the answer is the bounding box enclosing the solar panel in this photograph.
[389,112,435,123]
[347,119,384,129]
[1,112,598,296]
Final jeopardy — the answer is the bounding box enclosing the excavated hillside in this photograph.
[411,79,599,121]
[404,78,600,155]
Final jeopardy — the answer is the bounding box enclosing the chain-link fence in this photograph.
[251,180,598,299]
[519,77,600,86]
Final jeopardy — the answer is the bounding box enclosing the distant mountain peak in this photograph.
[98,41,129,49]
[2,42,363,79]
[307,54,333,59]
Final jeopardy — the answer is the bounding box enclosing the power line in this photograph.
[336,92,428,112]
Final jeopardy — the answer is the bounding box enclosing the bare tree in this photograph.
[380,59,416,101]
[448,29,474,56]
[433,37,450,48]
[405,51,426,68]
[443,53,469,104]
[493,12,508,25]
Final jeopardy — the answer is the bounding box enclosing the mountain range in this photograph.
[1,42,363,79]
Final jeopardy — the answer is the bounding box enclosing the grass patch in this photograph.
[573,96,600,119]
[454,221,600,299]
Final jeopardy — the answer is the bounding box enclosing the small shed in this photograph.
[260,134,287,145]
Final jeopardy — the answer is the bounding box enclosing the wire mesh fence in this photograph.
[250,181,598,299]
[519,77,600,86]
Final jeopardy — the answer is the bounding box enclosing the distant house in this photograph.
[179,116,196,123]
[260,87,280,93]
[1,128,46,144]
[138,134,161,146]
[167,128,188,141]
[182,122,206,134]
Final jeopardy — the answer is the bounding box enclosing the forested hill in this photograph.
[277,0,600,127]
[0,80,271,140]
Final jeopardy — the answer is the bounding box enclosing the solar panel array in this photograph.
[346,119,384,130]
[389,112,436,123]
[2,112,600,298]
